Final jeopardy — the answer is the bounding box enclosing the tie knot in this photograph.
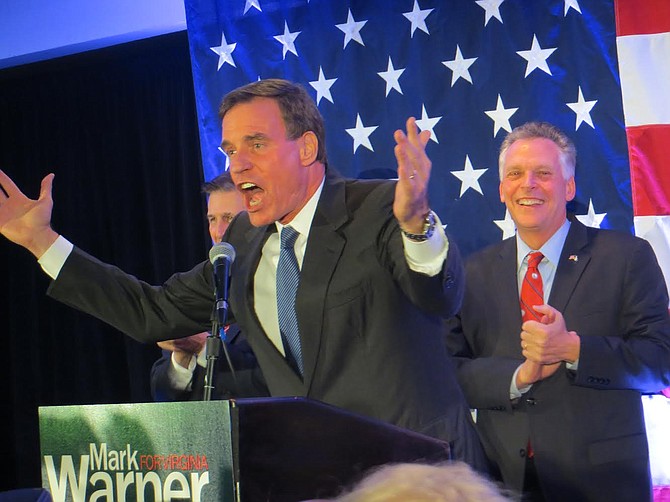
[280,226,299,249]
[527,251,544,268]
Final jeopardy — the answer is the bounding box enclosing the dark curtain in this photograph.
[0,32,208,489]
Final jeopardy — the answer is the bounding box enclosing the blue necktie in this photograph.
[277,226,303,375]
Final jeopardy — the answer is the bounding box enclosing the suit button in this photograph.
[519,448,527,458]
[526,398,537,406]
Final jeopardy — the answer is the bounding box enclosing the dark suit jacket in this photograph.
[150,324,269,401]
[445,218,670,501]
[48,173,488,470]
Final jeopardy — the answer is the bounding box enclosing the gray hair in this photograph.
[498,122,576,181]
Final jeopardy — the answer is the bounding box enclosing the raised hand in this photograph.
[0,170,59,257]
[392,117,432,234]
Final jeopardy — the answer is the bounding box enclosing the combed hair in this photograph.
[202,171,235,195]
[218,78,328,166]
[498,122,576,181]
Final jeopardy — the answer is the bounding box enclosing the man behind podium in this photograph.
[0,79,487,470]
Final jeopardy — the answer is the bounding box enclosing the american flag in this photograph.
[183,0,669,269]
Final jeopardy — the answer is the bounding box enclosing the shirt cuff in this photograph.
[38,235,73,279]
[403,214,449,277]
[510,365,533,400]
[168,352,197,391]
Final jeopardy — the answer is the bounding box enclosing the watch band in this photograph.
[401,210,436,242]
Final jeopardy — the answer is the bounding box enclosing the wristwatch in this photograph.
[401,210,436,242]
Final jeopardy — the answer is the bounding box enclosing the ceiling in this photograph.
[0,0,187,70]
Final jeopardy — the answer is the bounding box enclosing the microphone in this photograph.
[209,242,236,325]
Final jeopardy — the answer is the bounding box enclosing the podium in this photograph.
[39,397,450,501]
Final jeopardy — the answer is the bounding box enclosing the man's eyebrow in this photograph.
[220,133,268,150]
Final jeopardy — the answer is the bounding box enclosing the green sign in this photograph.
[39,401,235,501]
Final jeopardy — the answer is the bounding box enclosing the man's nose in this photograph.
[228,151,251,173]
[521,171,537,187]
[210,221,229,243]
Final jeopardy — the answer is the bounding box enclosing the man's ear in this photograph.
[300,131,318,166]
[566,177,576,202]
[499,183,505,203]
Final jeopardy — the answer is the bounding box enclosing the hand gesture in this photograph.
[158,332,208,369]
[520,304,580,365]
[0,170,59,257]
[393,117,432,234]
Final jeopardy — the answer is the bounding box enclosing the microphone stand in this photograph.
[203,314,222,402]
[203,305,239,401]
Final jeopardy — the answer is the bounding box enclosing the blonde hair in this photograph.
[330,462,514,502]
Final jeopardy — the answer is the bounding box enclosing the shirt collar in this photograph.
[516,219,571,271]
[275,175,325,238]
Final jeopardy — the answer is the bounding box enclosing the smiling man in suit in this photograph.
[0,79,487,470]
[445,121,670,501]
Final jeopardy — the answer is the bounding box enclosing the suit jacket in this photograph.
[150,324,269,401]
[445,218,670,501]
[48,172,488,470]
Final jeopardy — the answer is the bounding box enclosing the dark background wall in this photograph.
[0,31,208,489]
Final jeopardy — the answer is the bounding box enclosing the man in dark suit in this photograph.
[445,121,670,501]
[0,79,487,469]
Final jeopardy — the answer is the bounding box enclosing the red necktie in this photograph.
[521,252,544,322]
[520,252,543,459]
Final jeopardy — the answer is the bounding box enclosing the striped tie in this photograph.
[276,226,303,375]
[520,252,544,322]
[520,251,544,460]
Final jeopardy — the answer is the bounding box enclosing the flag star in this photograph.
[451,155,488,197]
[575,199,606,228]
[564,0,582,15]
[442,45,477,86]
[273,21,301,59]
[346,114,378,153]
[517,34,557,77]
[494,209,516,239]
[378,57,405,96]
[336,9,367,48]
[415,105,442,144]
[485,94,518,137]
[243,0,261,14]
[567,86,597,130]
[475,0,505,26]
[309,67,337,105]
[210,32,237,70]
[403,0,434,37]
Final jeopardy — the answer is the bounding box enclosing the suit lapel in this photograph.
[494,239,527,355]
[296,174,348,389]
[548,220,591,313]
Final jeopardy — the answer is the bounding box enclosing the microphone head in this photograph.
[209,242,236,265]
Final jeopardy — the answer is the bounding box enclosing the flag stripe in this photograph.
[628,125,670,216]
[615,0,670,36]
[616,31,670,127]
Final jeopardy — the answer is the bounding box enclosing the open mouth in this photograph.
[239,182,264,208]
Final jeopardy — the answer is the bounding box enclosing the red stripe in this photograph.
[627,124,670,216]
[615,0,670,36]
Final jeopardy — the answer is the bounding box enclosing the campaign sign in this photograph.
[39,401,234,501]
